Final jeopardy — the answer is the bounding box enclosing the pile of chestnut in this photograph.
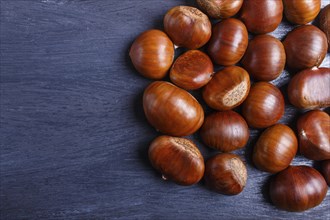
[129,0,330,212]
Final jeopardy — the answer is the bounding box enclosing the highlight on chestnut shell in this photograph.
[196,0,243,19]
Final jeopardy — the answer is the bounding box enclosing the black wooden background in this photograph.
[1,0,329,219]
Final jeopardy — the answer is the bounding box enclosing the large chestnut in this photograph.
[204,153,247,195]
[283,0,321,25]
[239,0,283,34]
[242,82,284,129]
[143,81,204,136]
[283,25,328,72]
[164,6,211,49]
[148,135,204,185]
[297,110,330,161]
[321,160,330,185]
[129,29,174,79]
[200,111,249,152]
[170,50,213,90]
[319,4,330,51]
[207,18,248,66]
[270,166,328,212]
[196,0,243,19]
[288,68,330,109]
[202,66,250,111]
[241,35,286,81]
[253,124,298,173]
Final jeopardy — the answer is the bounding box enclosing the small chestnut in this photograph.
[242,82,285,129]
[143,81,204,136]
[321,160,330,185]
[319,4,330,51]
[283,0,321,25]
[241,35,286,81]
[283,25,328,72]
[270,166,328,212]
[196,0,243,19]
[170,50,213,90]
[202,66,250,111]
[200,111,249,152]
[149,135,204,186]
[253,124,298,173]
[164,6,211,49]
[207,18,248,66]
[129,29,174,79]
[239,0,283,34]
[288,68,330,109]
[204,153,247,195]
[297,110,330,161]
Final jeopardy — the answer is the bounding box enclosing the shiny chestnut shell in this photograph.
[200,111,249,152]
[283,0,321,25]
[319,4,330,51]
[149,136,204,185]
[129,29,174,79]
[239,0,283,34]
[270,166,328,212]
[196,0,243,19]
[297,110,330,161]
[164,6,211,49]
[283,25,328,72]
[170,50,213,90]
[288,68,330,109]
[143,81,204,136]
[204,153,247,195]
[202,66,250,111]
[242,82,284,129]
[208,18,248,66]
[241,35,286,81]
[253,124,298,173]
[321,160,330,185]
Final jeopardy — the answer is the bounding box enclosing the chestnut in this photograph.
[148,135,204,185]
[321,160,330,185]
[129,29,174,79]
[242,82,284,129]
[283,25,328,72]
[270,166,328,212]
[283,0,321,25]
[200,111,249,152]
[170,50,213,90]
[202,66,250,111]
[296,110,330,161]
[241,35,286,81]
[239,0,283,34]
[288,68,330,109]
[253,124,298,173]
[204,153,247,195]
[164,6,211,49]
[207,18,248,66]
[143,81,204,136]
[319,4,330,51]
[196,0,243,19]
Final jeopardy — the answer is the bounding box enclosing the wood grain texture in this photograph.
[0,0,329,219]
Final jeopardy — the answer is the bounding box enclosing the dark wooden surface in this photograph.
[1,0,329,219]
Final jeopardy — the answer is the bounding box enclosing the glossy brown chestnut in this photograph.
[288,68,330,109]
[321,160,330,185]
[204,153,247,195]
[319,4,330,51]
[196,0,243,19]
[270,166,328,212]
[202,66,250,111]
[242,82,284,129]
[239,0,283,34]
[200,111,249,152]
[143,81,204,136]
[283,0,321,25]
[283,25,328,72]
[253,124,298,173]
[297,110,330,161]
[170,50,213,90]
[148,136,204,185]
[164,6,211,49]
[129,29,174,79]
[207,18,248,66]
[241,35,286,81]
